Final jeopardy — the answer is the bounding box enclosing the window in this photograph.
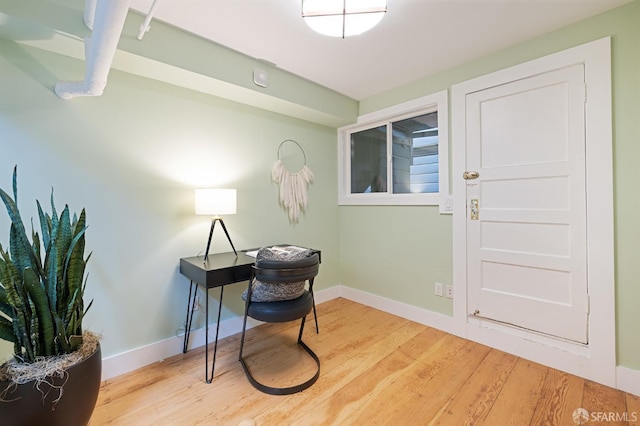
[338,90,449,209]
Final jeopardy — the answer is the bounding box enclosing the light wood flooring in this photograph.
[92,298,640,425]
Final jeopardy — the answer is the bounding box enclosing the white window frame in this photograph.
[338,90,449,210]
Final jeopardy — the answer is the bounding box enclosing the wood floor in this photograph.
[92,298,640,425]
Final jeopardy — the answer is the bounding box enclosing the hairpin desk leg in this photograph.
[205,285,225,384]
[183,281,197,353]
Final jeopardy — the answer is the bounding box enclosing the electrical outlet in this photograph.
[435,282,443,297]
[446,285,453,299]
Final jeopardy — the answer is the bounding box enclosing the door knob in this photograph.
[463,171,479,180]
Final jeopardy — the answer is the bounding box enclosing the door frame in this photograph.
[451,37,615,386]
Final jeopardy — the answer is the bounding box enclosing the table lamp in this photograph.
[195,188,237,259]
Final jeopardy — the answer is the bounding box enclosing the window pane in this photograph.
[392,112,438,194]
[350,125,387,193]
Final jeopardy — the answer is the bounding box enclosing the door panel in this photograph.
[481,222,569,256]
[481,175,569,209]
[479,83,570,168]
[481,261,572,304]
[466,63,588,343]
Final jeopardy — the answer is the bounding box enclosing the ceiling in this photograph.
[128,0,631,101]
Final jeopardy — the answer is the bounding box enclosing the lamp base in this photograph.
[204,217,237,260]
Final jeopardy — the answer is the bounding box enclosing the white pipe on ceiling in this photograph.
[55,0,132,99]
[83,0,97,30]
[137,0,160,40]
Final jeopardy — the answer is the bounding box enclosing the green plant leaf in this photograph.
[9,224,30,281]
[11,166,17,206]
[0,317,16,344]
[24,267,55,357]
[54,205,73,315]
[0,167,91,361]
[63,212,87,320]
[0,249,30,352]
[49,189,58,232]
[31,220,42,269]
[0,261,11,318]
[52,313,70,353]
[0,285,12,318]
[0,169,40,276]
[11,298,33,362]
[36,200,51,253]
[45,236,58,316]
[69,334,83,352]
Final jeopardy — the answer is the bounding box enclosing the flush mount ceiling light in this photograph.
[302,0,387,38]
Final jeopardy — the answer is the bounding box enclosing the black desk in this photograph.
[179,247,320,383]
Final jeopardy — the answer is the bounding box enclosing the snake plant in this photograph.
[0,167,92,364]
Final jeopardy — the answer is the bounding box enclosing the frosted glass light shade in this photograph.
[195,189,237,216]
[302,0,386,38]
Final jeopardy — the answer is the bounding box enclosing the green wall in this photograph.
[0,41,341,359]
[1,0,639,374]
[353,0,640,369]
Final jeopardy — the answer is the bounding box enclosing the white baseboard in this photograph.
[313,284,342,305]
[102,315,250,381]
[338,286,458,335]
[617,366,640,397]
[101,285,342,381]
[101,284,640,398]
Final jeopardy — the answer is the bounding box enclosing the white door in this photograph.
[465,63,589,344]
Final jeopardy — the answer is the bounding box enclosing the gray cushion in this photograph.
[241,247,312,302]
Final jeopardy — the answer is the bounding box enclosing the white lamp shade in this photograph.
[195,189,237,216]
[303,0,386,38]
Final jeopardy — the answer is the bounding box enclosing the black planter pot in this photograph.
[0,344,102,426]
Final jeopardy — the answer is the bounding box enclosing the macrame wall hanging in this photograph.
[271,139,314,222]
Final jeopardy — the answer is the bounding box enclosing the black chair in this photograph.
[238,253,320,395]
